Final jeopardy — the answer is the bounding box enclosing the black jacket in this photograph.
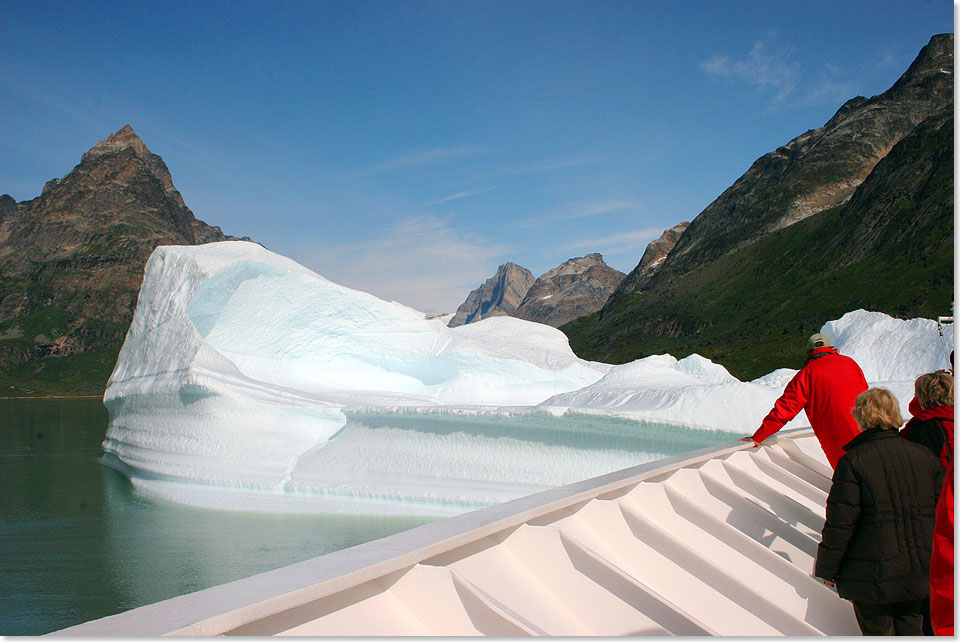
[815,428,944,604]
[903,418,948,459]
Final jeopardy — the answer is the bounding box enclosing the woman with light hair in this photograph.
[902,370,954,468]
[815,387,944,636]
[901,370,955,637]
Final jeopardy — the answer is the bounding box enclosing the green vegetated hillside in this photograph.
[0,296,123,396]
[0,126,248,397]
[564,108,953,380]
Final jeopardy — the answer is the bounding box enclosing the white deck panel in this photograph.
[541,497,775,635]
[51,429,862,637]
[620,483,824,632]
[653,466,820,574]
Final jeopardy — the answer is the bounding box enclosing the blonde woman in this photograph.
[815,387,944,636]
[902,370,954,468]
[901,370,954,634]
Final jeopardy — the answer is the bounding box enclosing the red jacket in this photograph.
[930,417,954,636]
[752,347,868,468]
[930,458,954,636]
[901,405,954,471]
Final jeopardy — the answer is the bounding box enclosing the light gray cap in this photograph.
[807,333,832,352]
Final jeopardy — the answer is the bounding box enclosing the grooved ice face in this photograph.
[102,242,953,516]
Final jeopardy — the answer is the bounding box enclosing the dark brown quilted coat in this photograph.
[815,428,944,604]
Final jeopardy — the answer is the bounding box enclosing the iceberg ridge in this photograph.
[102,241,954,515]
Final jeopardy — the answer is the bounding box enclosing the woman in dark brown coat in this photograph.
[815,387,944,636]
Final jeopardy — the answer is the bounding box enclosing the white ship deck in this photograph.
[53,427,860,636]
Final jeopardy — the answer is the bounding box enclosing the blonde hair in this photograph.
[852,387,903,431]
[915,371,954,409]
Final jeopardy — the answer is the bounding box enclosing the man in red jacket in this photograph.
[743,333,868,468]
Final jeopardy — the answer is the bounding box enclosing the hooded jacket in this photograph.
[911,406,956,636]
[901,404,954,471]
[751,347,868,468]
[815,428,944,604]
[930,457,954,636]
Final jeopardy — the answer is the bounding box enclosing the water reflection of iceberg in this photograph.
[99,462,432,609]
[69,429,865,636]
[104,408,731,516]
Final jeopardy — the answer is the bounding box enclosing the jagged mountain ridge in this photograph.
[621,222,690,292]
[564,34,953,380]
[448,262,536,327]
[0,125,249,394]
[514,254,625,327]
[450,254,624,329]
[621,33,952,296]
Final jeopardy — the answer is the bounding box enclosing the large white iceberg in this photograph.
[102,241,954,515]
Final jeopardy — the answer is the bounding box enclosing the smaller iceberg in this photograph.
[102,241,953,515]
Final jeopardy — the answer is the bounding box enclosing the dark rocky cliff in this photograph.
[619,222,689,293]
[565,34,953,379]
[619,33,952,295]
[515,254,625,328]
[449,254,624,329]
[448,262,536,327]
[0,126,248,395]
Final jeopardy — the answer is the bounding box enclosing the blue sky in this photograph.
[0,1,953,314]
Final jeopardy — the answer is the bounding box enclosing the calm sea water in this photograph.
[1,398,734,635]
[0,399,433,636]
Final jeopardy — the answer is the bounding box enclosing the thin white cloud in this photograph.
[152,128,224,163]
[300,216,507,314]
[700,39,878,109]
[700,40,799,102]
[424,186,497,206]
[566,200,638,219]
[807,80,857,106]
[560,227,663,253]
[509,199,639,230]
[872,52,902,75]
[484,154,608,177]
[7,82,110,134]
[371,146,488,173]
[824,62,844,76]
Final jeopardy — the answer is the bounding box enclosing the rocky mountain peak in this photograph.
[447,262,536,327]
[540,253,606,278]
[0,194,17,224]
[627,33,954,293]
[71,125,186,210]
[0,127,249,392]
[620,222,690,293]
[515,254,625,328]
[891,32,953,90]
[565,35,953,380]
[82,125,150,161]
[449,253,625,329]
